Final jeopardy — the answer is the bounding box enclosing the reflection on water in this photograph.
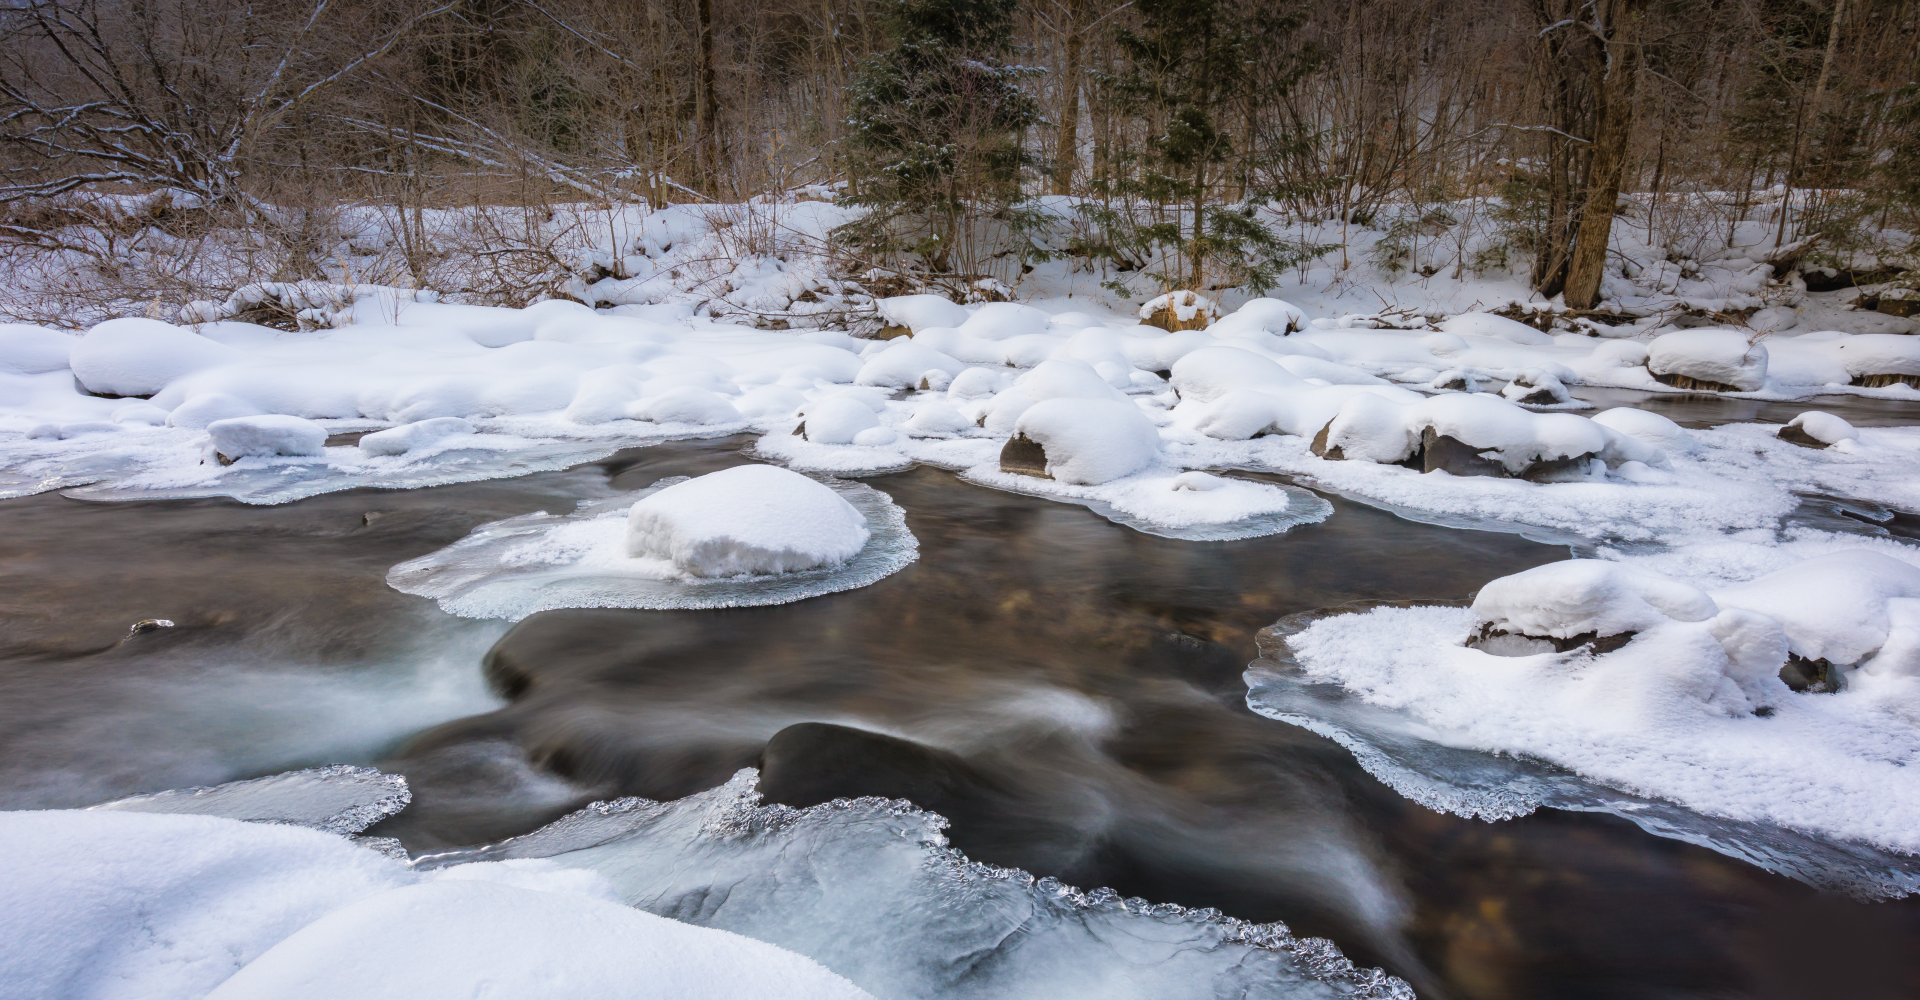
[1,436,1916,999]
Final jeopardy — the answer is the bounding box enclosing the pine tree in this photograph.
[1075,0,1325,297]
[835,0,1042,291]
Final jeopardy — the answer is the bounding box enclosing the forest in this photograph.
[0,0,1914,323]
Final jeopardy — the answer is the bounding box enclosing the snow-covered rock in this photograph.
[1590,407,1696,453]
[1169,346,1306,403]
[796,395,882,443]
[1138,291,1219,332]
[628,386,743,425]
[1471,559,1719,644]
[853,342,966,389]
[1712,552,1920,667]
[1003,398,1159,484]
[626,464,869,577]
[1646,330,1768,392]
[206,415,328,461]
[1777,411,1858,449]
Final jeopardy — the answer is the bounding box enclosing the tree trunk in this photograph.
[1562,1,1643,310]
[1053,0,1085,195]
[695,0,723,196]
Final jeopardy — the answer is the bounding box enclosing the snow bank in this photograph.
[206,415,328,461]
[875,294,967,333]
[1254,545,1920,876]
[627,465,868,576]
[0,808,875,1000]
[1436,312,1555,346]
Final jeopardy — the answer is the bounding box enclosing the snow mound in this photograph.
[1471,559,1718,640]
[875,294,967,333]
[358,417,476,456]
[206,879,875,1000]
[1436,312,1555,346]
[207,415,328,460]
[70,318,238,397]
[627,465,869,576]
[0,324,74,375]
[1647,330,1768,391]
[1781,410,1858,448]
[387,471,915,619]
[1007,398,1159,485]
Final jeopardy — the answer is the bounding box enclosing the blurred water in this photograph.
[2,435,1916,999]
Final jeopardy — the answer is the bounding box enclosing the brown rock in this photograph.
[1777,423,1830,449]
[1650,369,1743,393]
[999,433,1050,478]
[1141,291,1217,332]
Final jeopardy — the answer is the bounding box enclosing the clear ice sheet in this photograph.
[414,769,1413,1000]
[387,475,918,619]
[1245,608,1920,901]
[88,765,412,837]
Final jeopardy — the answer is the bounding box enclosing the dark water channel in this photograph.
[1,436,1916,1000]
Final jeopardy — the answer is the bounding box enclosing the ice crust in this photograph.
[89,765,412,836]
[415,768,1414,1000]
[1245,533,1920,896]
[388,472,915,619]
[0,808,875,1000]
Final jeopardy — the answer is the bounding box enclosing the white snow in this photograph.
[1785,410,1858,446]
[1646,330,1769,390]
[627,464,869,577]
[359,417,476,456]
[0,809,873,1000]
[0,324,74,375]
[206,414,328,460]
[1272,544,1920,857]
[1010,397,1160,485]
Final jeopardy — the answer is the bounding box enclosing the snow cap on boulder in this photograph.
[626,464,868,577]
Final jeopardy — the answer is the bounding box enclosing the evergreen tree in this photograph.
[1074,0,1325,296]
[835,0,1042,289]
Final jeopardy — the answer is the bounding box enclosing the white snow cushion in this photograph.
[1713,552,1920,665]
[0,324,74,374]
[1473,559,1719,640]
[1647,330,1768,391]
[628,386,743,425]
[875,294,967,333]
[167,392,265,430]
[1825,333,1920,377]
[1011,397,1159,484]
[799,395,882,443]
[207,415,328,459]
[1208,298,1306,338]
[1437,312,1555,346]
[1590,407,1696,453]
[1170,346,1307,403]
[625,464,869,577]
[359,417,475,456]
[204,878,875,1000]
[957,302,1051,341]
[71,318,238,397]
[1785,411,1858,445]
[854,342,966,389]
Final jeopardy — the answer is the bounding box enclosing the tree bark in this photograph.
[695,0,723,196]
[1563,0,1643,310]
[1053,0,1085,195]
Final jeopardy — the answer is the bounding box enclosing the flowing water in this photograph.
[3,433,1917,999]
